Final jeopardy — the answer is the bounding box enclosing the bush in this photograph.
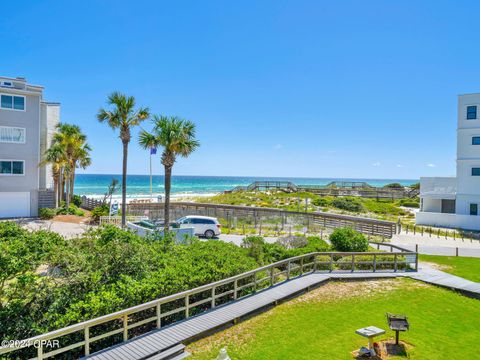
[39,208,56,219]
[72,195,82,207]
[331,197,364,212]
[242,236,266,264]
[383,183,404,189]
[56,204,84,216]
[397,198,420,208]
[312,197,330,207]
[91,204,109,222]
[329,227,368,252]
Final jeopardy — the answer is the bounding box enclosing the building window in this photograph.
[467,106,477,119]
[0,94,25,111]
[472,168,480,176]
[470,204,478,216]
[0,127,25,143]
[473,137,480,145]
[0,160,24,175]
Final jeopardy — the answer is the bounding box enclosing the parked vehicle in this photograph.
[175,215,221,238]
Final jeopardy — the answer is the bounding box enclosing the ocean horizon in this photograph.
[74,174,419,200]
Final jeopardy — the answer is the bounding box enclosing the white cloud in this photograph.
[427,163,436,168]
[396,164,404,168]
[372,162,381,167]
[273,144,283,150]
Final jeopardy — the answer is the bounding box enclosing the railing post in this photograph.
[351,254,355,272]
[211,287,216,308]
[270,267,274,286]
[37,343,43,360]
[300,257,304,275]
[85,326,90,356]
[313,255,317,272]
[156,303,161,328]
[234,280,238,299]
[394,254,398,272]
[253,271,257,292]
[287,261,291,280]
[123,315,128,341]
[330,253,333,272]
[186,295,190,318]
[373,253,377,272]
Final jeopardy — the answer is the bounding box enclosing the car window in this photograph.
[191,218,204,224]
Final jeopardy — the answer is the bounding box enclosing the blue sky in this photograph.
[2,0,479,179]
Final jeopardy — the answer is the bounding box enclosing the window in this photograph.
[467,106,477,119]
[1,81,12,87]
[0,94,25,111]
[473,137,480,145]
[0,127,25,143]
[0,160,24,175]
[472,168,480,176]
[470,204,478,216]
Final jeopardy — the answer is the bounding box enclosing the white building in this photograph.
[416,93,480,230]
[0,76,59,218]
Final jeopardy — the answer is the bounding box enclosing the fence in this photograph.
[99,216,147,226]
[127,202,397,238]
[399,222,480,242]
[0,244,417,359]
[80,196,103,210]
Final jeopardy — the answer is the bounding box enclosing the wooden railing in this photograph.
[80,196,103,210]
[0,245,416,359]
[127,202,397,238]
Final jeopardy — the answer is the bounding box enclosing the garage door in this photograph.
[0,192,30,218]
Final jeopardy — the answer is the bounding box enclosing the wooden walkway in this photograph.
[85,272,404,360]
[409,263,480,296]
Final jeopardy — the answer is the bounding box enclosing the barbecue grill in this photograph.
[386,313,409,345]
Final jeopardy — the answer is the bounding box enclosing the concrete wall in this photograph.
[422,198,442,213]
[416,211,480,231]
[420,177,456,197]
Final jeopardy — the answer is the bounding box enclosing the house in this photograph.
[0,76,59,218]
[416,93,480,230]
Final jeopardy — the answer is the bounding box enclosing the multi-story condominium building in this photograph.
[0,76,59,218]
[416,93,480,230]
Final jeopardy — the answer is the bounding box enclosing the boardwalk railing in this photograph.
[99,216,148,226]
[0,245,417,359]
[80,196,103,210]
[127,202,397,238]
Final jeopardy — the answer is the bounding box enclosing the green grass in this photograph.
[187,278,480,359]
[419,254,480,283]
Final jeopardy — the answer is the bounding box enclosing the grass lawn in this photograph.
[419,254,480,283]
[187,278,480,359]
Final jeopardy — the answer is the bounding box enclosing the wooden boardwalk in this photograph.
[409,263,480,296]
[85,272,406,360]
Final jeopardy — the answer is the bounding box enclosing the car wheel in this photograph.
[204,230,215,239]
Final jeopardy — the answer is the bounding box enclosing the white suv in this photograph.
[176,216,221,238]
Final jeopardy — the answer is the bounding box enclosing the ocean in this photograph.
[74,174,419,200]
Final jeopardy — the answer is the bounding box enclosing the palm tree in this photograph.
[139,115,199,232]
[52,123,91,208]
[41,143,66,208]
[97,92,149,227]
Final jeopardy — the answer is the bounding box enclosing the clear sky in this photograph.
[2,0,479,179]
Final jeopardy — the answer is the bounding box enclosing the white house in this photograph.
[0,76,59,218]
[416,93,480,230]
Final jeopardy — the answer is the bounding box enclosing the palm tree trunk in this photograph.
[53,175,59,208]
[164,165,172,233]
[69,168,76,203]
[58,169,63,205]
[121,140,129,228]
[65,177,70,208]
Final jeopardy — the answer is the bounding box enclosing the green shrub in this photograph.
[56,204,84,216]
[331,197,364,212]
[91,204,109,222]
[383,183,404,189]
[242,236,266,264]
[312,197,330,207]
[39,208,56,219]
[397,198,420,208]
[363,199,406,215]
[72,195,82,207]
[329,227,368,252]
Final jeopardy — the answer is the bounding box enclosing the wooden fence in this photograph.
[127,202,397,238]
[0,244,417,359]
[80,196,103,210]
